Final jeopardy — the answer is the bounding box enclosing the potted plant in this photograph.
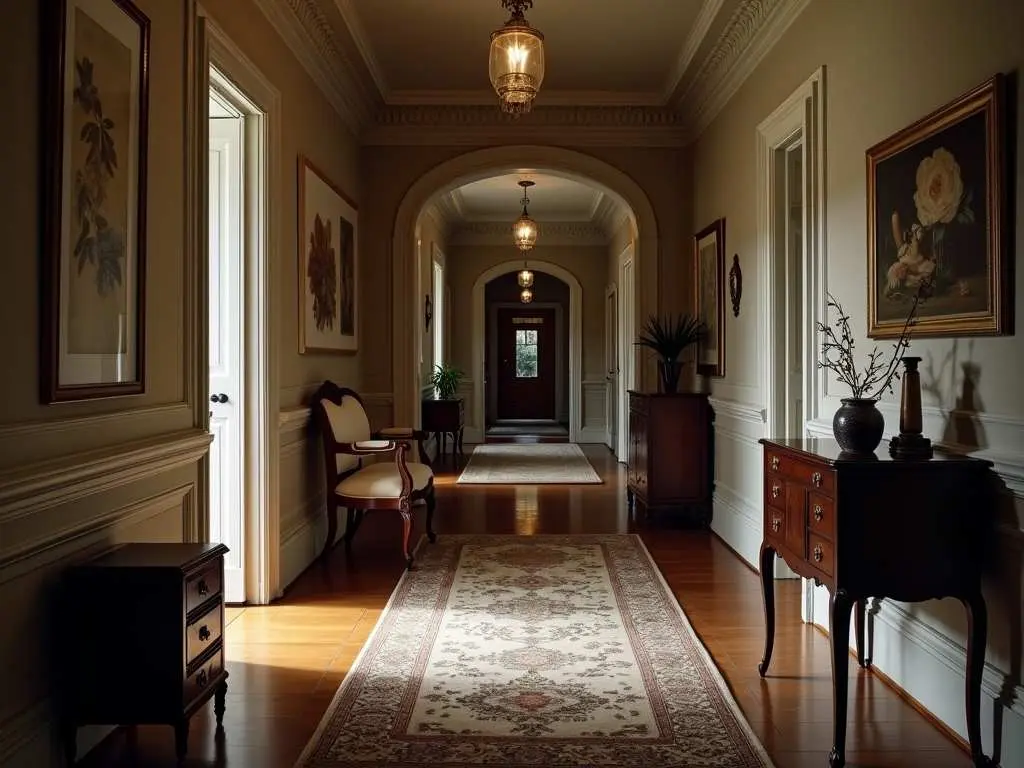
[430,362,464,401]
[634,313,707,394]
[816,279,930,455]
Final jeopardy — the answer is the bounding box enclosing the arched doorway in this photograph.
[391,145,659,433]
[471,260,581,442]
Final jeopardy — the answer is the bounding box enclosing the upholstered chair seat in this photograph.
[335,460,433,499]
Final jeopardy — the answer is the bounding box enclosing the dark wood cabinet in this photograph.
[626,390,714,526]
[422,397,465,459]
[62,542,230,764]
[757,438,997,768]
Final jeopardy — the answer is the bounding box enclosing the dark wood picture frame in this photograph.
[40,0,150,402]
[866,74,1010,338]
[695,218,726,377]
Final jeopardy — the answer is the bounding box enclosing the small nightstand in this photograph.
[62,542,230,764]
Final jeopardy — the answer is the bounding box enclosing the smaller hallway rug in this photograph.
[294,535,774,767]
[456,443,602,485]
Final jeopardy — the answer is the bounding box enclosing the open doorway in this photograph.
[617,246,635,461]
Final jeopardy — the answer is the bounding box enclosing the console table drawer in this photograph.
[186,603,223,665]
[184,646,224,708]
[185,561,221,615]
[765,450,835,494]
[808,533,834,577]
[808,493,835,539]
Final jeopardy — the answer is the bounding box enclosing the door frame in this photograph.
[489,302,565,424]
[605,283,617,451]
[756,66,827,622]
[190,9,282,604]
[471,260,581,443]
[616,244,636,461]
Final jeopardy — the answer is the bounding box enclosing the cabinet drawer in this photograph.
[808,533,834,577]
[764,451,835,495]
[184,646,224,707]
[808,492,835,540]
[186,603,223,666]
[764,476,785,513]
[185,561,221,615]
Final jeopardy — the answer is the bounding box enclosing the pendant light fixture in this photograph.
[489,0,545,115]
[520,286,534,304]
[517,263,534,288]
[513,180,538,251]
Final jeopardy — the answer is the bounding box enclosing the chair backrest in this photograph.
[311,382,371,486]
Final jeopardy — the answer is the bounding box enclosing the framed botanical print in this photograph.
[298,156,358,354]
[866,74,1009,338]
[695,218,726,377]
[40,0,151,402]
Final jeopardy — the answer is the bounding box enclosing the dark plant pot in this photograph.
[658,359,681,394]
[832,398,884,455]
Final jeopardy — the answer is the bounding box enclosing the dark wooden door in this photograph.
[496,307,556,420]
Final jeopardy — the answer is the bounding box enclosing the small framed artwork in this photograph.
[695,218,726,377]
[40,0,151,402]
[866,74,1009,338]
[298,156,358,354]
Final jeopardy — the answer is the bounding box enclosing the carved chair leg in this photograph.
[400,509,414,569]
[343,508,357,552]
[425,487,437,543]
[321,499,340,561]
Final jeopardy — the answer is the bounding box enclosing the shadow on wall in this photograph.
[920,339,988,450]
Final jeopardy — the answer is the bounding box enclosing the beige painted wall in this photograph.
[358,145,690,405]
[0,1,363,762]
[692,0,1024,756]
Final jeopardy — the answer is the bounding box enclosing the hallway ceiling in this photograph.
[440,173,605,223]
[334,0,712,104]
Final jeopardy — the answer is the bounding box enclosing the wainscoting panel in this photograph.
[579,379,607,444]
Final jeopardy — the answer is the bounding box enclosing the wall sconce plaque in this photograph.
[424,294,433,329]
[729,254,742,317]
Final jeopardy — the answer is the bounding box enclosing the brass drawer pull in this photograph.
[813,544,823,562]
[771,518,781,533]
[770,455,779,471]
[812,471,822,488]
[198,625,211,642]
[813,504,823,522]
[771,483,781,499]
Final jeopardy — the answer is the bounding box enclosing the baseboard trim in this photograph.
[709,487,763,568]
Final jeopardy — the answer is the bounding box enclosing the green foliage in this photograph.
[431,362,464,400]
[634,313,706,361]
[73,56,123,297]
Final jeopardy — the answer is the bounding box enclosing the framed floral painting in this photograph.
[298,156,358,354]
[866,74,1009,338]
[40,0,151,401]
[694,218,726,377]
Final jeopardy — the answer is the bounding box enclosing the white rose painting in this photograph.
[866,75,1008,338]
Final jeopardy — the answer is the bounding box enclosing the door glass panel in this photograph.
[515,329,538,378]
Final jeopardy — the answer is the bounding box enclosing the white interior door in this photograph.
[208,92,245,603]
[617,255,635,461]
[784,144,806,437]
[605,286,617,451]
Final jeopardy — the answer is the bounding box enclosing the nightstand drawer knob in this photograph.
[197,579,209,597]
[813,544,823,562]
[812,471,822,488]
[771,483,781,499]
[198,625,211,642]
[196,669,209,689]
[813,504,823,522]
[771,518,781,533]
[770,455,779,471]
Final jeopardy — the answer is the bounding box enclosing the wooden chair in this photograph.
[311,381,437,569]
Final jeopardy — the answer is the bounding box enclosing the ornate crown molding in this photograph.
[450,221,608,246]
[363,105,688,146]
[251,0,379,133]
[675,0,812,140]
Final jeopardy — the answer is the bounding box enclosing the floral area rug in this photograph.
[294,535,773,767]
[456,444,602,484]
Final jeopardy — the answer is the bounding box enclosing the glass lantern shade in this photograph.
[513,214,538,250]
[489,23,545,114]
[520,287,534,304]
[517,268,534,288]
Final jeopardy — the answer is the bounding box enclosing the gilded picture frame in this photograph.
[298,156,358,354]
[695,218,726,378]
[41,0,151,402]
[866,74,1010,338]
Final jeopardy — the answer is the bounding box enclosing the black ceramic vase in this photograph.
[832,398,884,455]
[658,359,681,393]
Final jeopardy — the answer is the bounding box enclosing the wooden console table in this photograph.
[757,438,996,767]
[422,397,464,460]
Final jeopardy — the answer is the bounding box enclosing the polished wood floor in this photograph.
[82,445,972,767]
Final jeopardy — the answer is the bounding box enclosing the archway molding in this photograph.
[470,261,581,443]
[391,145,659,430]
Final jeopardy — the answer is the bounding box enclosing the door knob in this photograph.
[210,393,228,403]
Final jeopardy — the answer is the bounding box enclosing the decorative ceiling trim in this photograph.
[450,221,608,246]
[419,201,451,240]
[362,105,689,146]
[662,0,727,102]
[676,0,812,141]
[251,0,378,132]
[332,0,389,98]
[386,89,667,107]
[587,191,606,221]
